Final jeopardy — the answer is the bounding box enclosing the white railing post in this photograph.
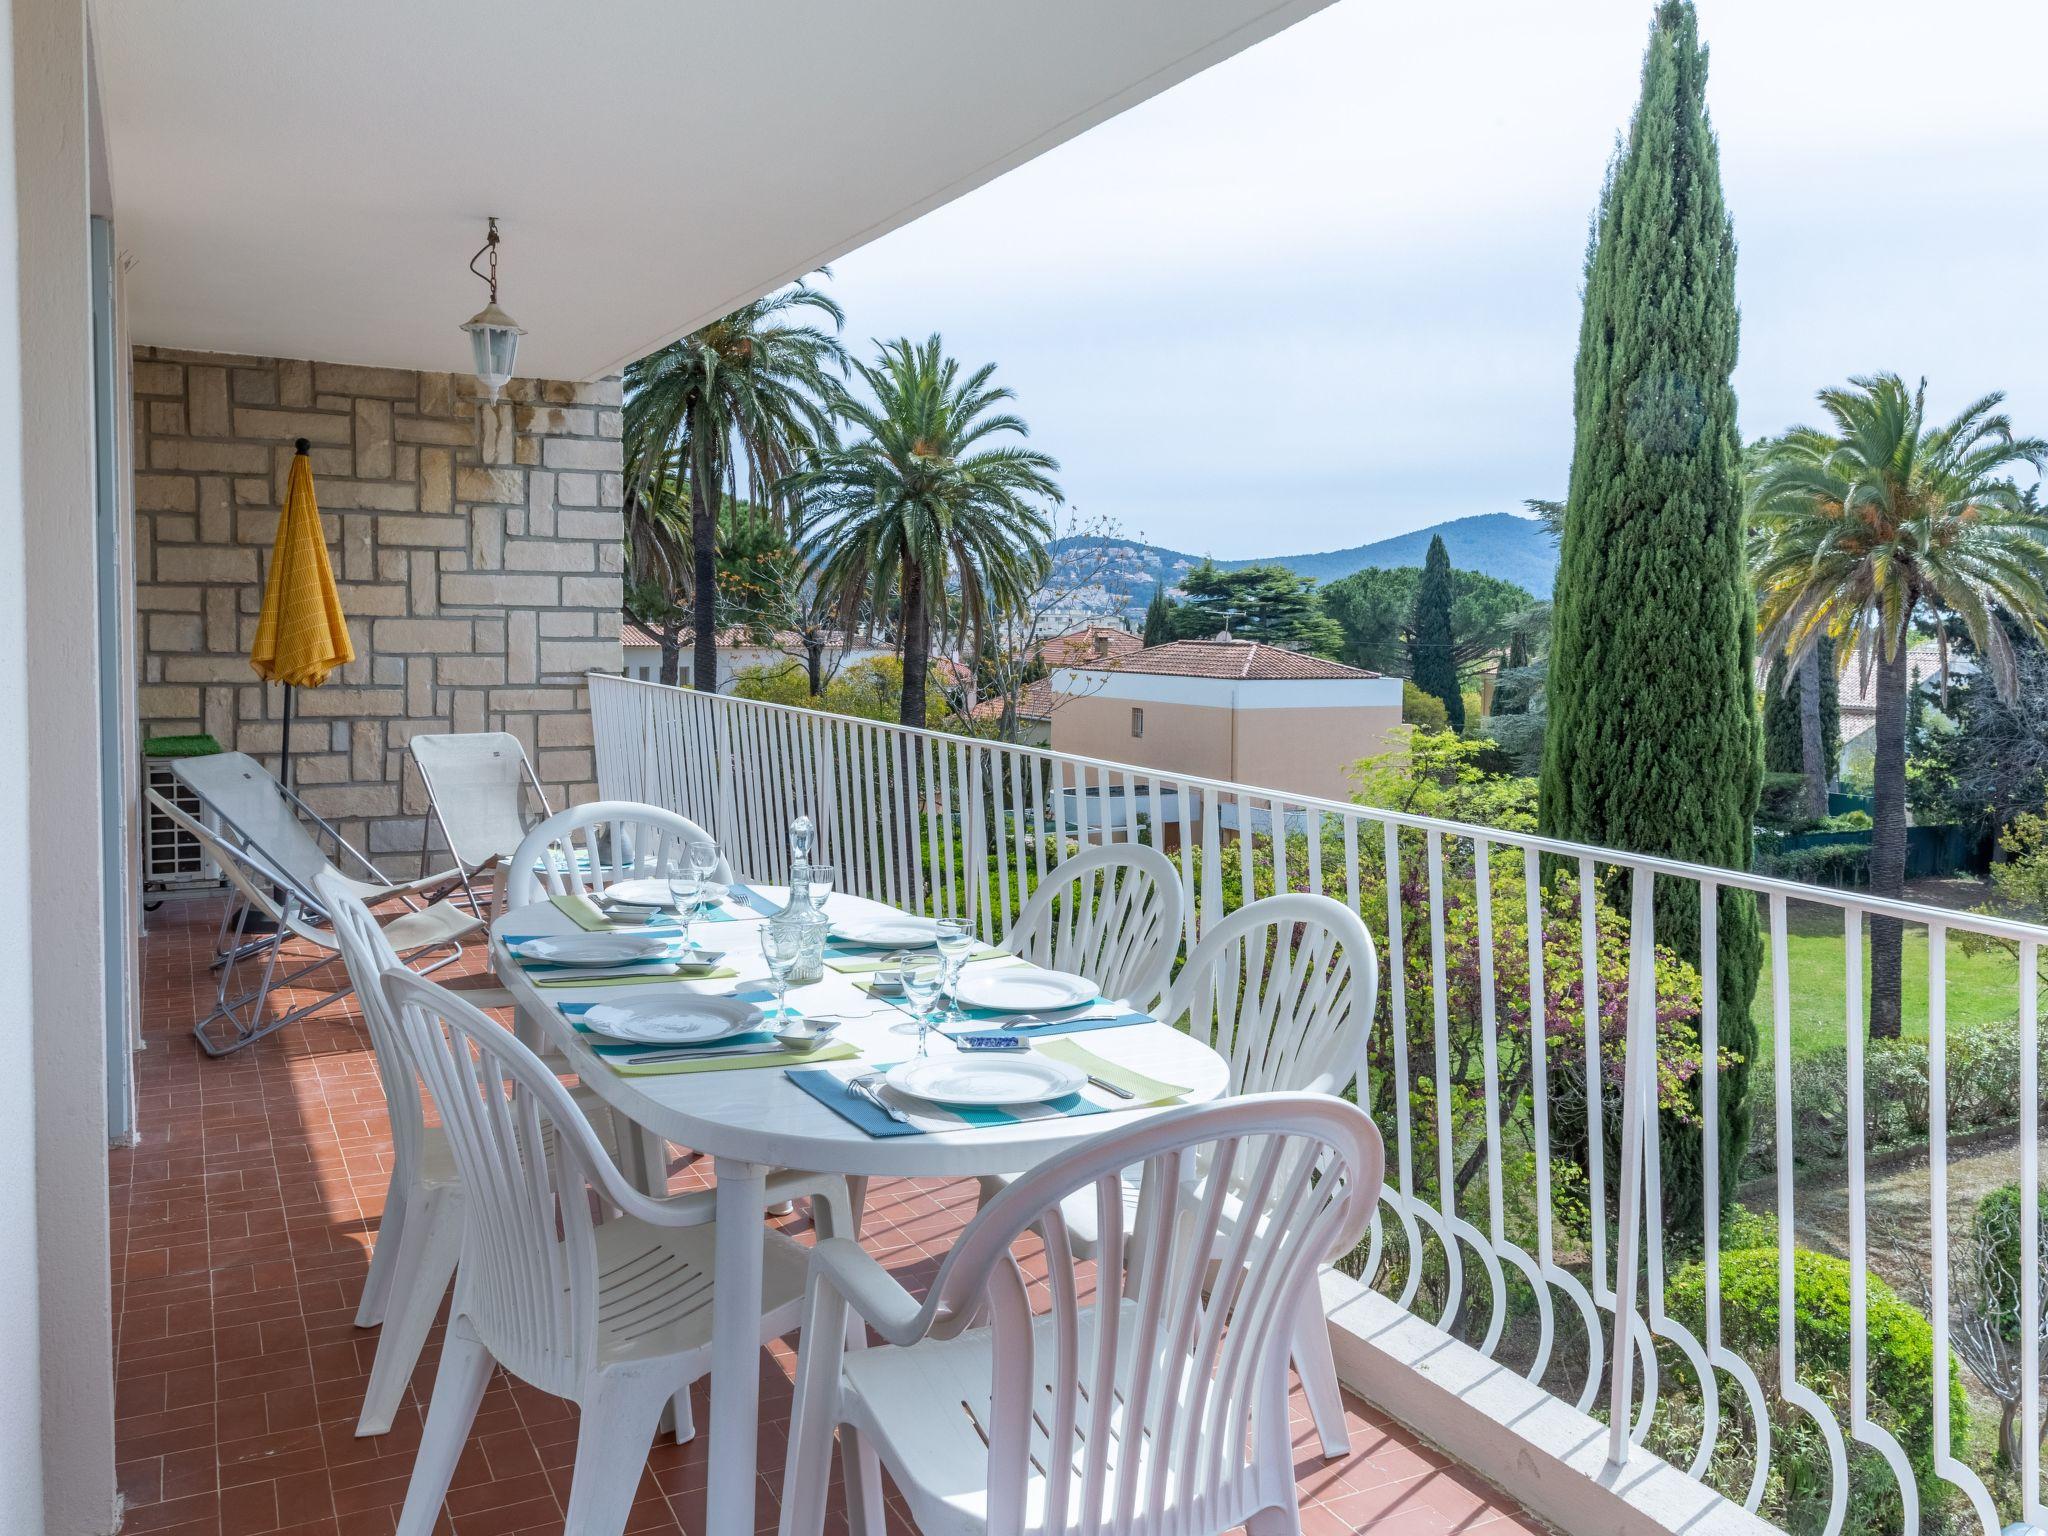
[1606,866,1654,1468]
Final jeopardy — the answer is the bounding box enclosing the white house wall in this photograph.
[3,0,119,1529]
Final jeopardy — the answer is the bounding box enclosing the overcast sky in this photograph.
[824,0,2048,560]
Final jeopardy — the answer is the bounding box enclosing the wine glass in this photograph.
[665,864,701,920]
[760,926,801,1023]
[688,838,719,884]
[934,918,973,1025]
[899,959,943,1056]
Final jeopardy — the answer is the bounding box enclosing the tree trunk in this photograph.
[805,639,823,698]
[690,437,718,694]
[898,562,930,730]
[658,632,682,688]
[1797,644,1828,819]
[1868,641,1911,1039]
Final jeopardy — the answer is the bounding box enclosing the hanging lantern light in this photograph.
[459,217,524,401]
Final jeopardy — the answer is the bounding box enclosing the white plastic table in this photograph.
[490,890,1230,1536]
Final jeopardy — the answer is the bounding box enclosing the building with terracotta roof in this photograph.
[1049,639,1402,801]
[619,621,891,690]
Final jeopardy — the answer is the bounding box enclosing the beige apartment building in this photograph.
[1049,639,1403,802]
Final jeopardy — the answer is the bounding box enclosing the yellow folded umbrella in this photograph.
[250,440,353,787]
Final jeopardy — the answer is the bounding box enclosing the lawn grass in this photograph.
[1750,900,2022,1061]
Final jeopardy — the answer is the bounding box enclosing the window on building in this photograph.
[1131,707,1144,738]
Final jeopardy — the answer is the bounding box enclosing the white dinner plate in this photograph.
[602,877,685,907]
[884,1053,1086,1108]
[510,933,674,964]
[829,911,941,948]
[954,966,1096,1014]
[578,995,763,1045]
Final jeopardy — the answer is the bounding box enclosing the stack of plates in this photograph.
[954,966,1096,1014]
[578,995,763,1045]
[883,1054,1085,1106]
[829,910,941,948]
[509,933,673,964]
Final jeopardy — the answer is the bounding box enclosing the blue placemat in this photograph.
[726,883,782,917]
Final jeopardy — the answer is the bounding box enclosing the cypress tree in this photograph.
[1817,635,1840,777]
[1538,0,1761,1220]
[1409,535,1465,729]
[1141,583,1172,647]
[1763,637,1842,788]
[1761,653,1800,773]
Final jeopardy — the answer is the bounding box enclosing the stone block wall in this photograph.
[132,348,624,869]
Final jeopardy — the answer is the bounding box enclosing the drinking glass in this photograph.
[760,925,801,1022]
[899,960,943,1056]
[934,918,973,1025]
[666,866,701,917]
[688,839,720,884]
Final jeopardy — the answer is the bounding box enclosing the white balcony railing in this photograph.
[588,671,2048,1536]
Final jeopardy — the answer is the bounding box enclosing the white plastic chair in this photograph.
[409,731,551,916]
[781,1093,1384,1536]
[152,765,484,1055]
[1002,842,1185,1012]
[380,968,847,1536]
[319,870,656,1438]
[982,891,1378,1459]
[504,800,732,912]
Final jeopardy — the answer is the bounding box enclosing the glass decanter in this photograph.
[768,860,834,985]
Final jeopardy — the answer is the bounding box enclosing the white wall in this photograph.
[4,0,118,1528]
[0,3,45,1528]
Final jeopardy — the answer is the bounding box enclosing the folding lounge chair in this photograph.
[408,731,551,918]
[162,753,481,1055]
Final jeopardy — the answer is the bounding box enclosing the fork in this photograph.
[848,1072,911,1125]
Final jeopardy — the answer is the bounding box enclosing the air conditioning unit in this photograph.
[142,757,223,893]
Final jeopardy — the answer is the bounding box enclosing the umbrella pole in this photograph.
[280,682,294,793]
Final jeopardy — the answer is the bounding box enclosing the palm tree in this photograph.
[1750,373,2048,1036]
[623,280,846,693]
[797,336,1060,729]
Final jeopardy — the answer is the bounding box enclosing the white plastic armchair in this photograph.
[504,800,732,911]
[320,871,661,1438]
[379,969,849,1536]
[781,1094,1384,1536]
[409,731,551,916]
[1003,842,1184,1012]
[151,767,480,1055]
[1161,891,1379,1457]
[981,890,1380,1461]
[1168,891,1377,1102]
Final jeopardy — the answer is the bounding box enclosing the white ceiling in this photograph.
[94,0,1335,382]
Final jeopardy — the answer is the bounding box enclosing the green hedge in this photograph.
[1666,1247,1964,1533]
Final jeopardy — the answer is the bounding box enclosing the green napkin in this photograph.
[531,966,739,989]
[550,893,624,932]
[1035,1038,1188,1106]
[608,1040,860,1077]
[827,946,1006,976]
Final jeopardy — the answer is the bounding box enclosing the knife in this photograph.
[619,1041,827,1065]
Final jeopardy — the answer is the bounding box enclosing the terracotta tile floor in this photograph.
[112,894,1544,1536]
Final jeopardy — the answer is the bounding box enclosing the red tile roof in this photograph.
[1033,625,1142,668]
[1076,639,1379,681]
[970,677,1058,721]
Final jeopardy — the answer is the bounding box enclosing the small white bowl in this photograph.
[773,1017,843,1053]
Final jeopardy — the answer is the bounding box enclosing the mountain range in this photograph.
[1047,512,1560,618]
